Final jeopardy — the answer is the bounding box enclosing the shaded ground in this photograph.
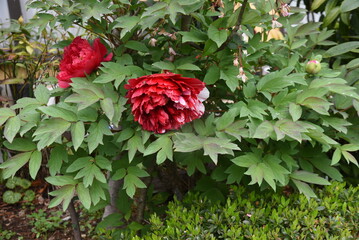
[0,182,99,240]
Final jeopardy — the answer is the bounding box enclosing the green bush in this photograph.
[138,182,359,240]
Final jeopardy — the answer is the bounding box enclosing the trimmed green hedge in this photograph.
[135,182,358,239]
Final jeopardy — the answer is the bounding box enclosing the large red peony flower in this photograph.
[56,37,113,88]
[125,72,209,134]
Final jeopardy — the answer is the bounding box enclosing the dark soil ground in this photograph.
[0,180,98,240]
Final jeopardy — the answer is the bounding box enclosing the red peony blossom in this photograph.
[56,37,113,88]
[125,72,209,134]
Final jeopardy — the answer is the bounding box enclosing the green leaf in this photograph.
[33,118,71,150]
[48,185,76,211]
[157,138,173,164]
[331,148,342,165]
[342,151,358,166]
[34,84,51,104]
[67,157,93,173]
[292,179,317,198]
[232,153,260,167]
[3,139,36,152]
[29,150,42,180]
[3,190,22,204]
[71,122,85,151]
[178,30,207,43]
[346,58,359,69]
[300,97,332,115]
[100,98,115,122]
[0,152,32,179]
[289,103,302,121]
[203,137,240,164]
[216,108,240,131]
[204,65,220,84]
[74,164,106,187]
[225,165,246,184]
[65,89,101,110]
[340,0,359,12]
[176,63,201,71]
[0,108,16,126]
[291,171,330,185]
[112,168,126,180]
[46,175,78,186]
[87,119,113,154]
[208,24,227,48]
[95,62,130,84]
[125,40,149,53]
[38,106,77,122]
[77,183,91,209]
[173,133,203,153]
[95,155,112,171]
[48,145,68,176]
[123,174,147,198]
[253,121,273,139]
[114,15,140,38]
[311,0,326,11]
[323,7,340,28]
[4,116,21,143]
[126,133,145,162]
[152,61,175,71]
[324,41,359,58]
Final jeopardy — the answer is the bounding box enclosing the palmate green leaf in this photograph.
[33,118,71,150]
[257,67,294,93]
[94,62,130,84]
[144,136,173,164]
[291,171,330,185]
[126,133,145,163]
[208,24,227,48]
[275,119,308,142]
[173,133,203,152]
[225,165,246,184]
[0,152,32,179]
[309,155,342,181]
[321,116,351,134]
[168,0,186,24]
[76,183,91,209]
[65,90,100,111]
[181,152,207,176]
[112,168,126,180]
[74,163,107,187]
[123,174,147,198]
[4,116,21,143]
[29,150,42,180]
[113,15,140,38]
[216,108,240,131]
[38,105,77,122]
[95,155,112,171]
[125,41,149,53]
[49,185,76,211]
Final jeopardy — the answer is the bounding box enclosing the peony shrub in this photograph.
[1,0,359,236]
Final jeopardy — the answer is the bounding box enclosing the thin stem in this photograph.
[215,0,248,53]
[68,199,82,240]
